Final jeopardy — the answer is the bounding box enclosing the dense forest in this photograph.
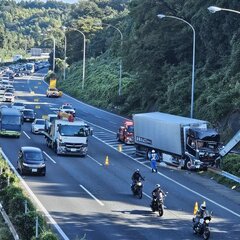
[0,0,239,140]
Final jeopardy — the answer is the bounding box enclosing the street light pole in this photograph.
[101,23,123,96]
[208,6,240,15]
[69,28,86,90]
[157,14,196,118]
[63,27,67,81]
[52,36,56,73]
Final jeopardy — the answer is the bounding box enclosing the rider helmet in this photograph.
[135,169,139,173]
[155,184,161,188]
[200,203,206,210]
[152,149,155,153]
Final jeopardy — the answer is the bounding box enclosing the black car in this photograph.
[17,147,46,176]
[21,109,36,122]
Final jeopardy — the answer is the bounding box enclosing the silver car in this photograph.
[31,119,45,134]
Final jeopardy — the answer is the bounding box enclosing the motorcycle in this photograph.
[192,211,212,240]
[150,192,166,217]
[131,179,144,199]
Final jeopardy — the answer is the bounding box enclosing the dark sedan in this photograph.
[21,109,36,122]
[17,147,46,176]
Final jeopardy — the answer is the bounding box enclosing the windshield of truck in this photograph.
[2,115,21,125]
[127,125,134,133]
[49,116,57,122]
[59,125,87,137]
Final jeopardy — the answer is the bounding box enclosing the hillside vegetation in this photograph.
[0,0,239,141]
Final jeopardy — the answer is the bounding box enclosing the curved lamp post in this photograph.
[208,6,240,15]
[68,28,86,90]
[99,23,123,96]
[157,14,196,118]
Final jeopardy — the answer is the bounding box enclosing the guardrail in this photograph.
[208,167,240,183]
[0,203,20,240]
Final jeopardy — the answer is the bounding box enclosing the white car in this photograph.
[12,102,25,111]
[3,92,15,102]
[31,119,46,134]
[58,104,76,116]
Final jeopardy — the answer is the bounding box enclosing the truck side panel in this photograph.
[134,114,183,156]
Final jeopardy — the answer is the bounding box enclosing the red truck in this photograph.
[117,120,134,144]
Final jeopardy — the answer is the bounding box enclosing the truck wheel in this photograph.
[184,158,192,170]
[54,142,59,154]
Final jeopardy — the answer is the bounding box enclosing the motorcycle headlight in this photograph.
[136,182,142,186]
[205,219,210,224]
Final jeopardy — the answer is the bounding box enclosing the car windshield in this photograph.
[62,105,72,110]
[5,93,12,96]
[14,103,24,106]
[35,120,45,125]
[2,116,21,124]
[24,151,43,162]
[23,110,34,116]
[59,125,87,137]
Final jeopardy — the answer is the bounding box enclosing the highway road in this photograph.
[0,71,239,240]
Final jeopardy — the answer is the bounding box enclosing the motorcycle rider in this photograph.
[150,184,166,209]
[194,202,207,229]
[131,169,144,191]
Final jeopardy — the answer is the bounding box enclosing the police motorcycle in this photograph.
[192,211,213,240]
[151,191,167,217]
[131,178,144,199]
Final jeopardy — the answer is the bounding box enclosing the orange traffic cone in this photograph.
[193,202,198,215]
[105,156,109,166]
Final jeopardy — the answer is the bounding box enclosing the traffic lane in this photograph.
[156,167,240,240]
[24,136,194,240]
[86,137,240,239]
[18,75,126,131]
[2,129,238,239]
[1,126,194,240]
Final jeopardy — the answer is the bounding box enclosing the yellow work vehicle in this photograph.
[46,87,62,98]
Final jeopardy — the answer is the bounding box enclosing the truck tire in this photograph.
[184,157,192,170]
[54,142,59,155]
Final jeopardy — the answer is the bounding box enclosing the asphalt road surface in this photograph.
[0,71,239,240]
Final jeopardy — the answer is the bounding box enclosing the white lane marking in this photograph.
[79,184,104,206]
[87,154,103,166]
[0,149,69,240]
[41,74,240,218]
[93,135,240,218]
[23,131,31,139]
[43,79,127,121]
[43,151,56,164]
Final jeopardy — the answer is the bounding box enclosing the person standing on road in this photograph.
[149,149,159,173]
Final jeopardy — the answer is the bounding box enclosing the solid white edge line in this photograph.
[42,74,240,218]
[79,184,104,206]
[0,149,69,240]
[43,151,56,164]
[93,135,240,218]
[87,154,103,166]
[23,131,31,139]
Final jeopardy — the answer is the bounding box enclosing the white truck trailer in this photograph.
[133,112,221,170]
[43,118,92,156]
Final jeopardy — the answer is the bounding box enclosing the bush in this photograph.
[0,186,24,214]
[221,154,240,177]
[0,226,13,240]
[8,195,34,218]
[13,211,45,240]
[39,231,58,240]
